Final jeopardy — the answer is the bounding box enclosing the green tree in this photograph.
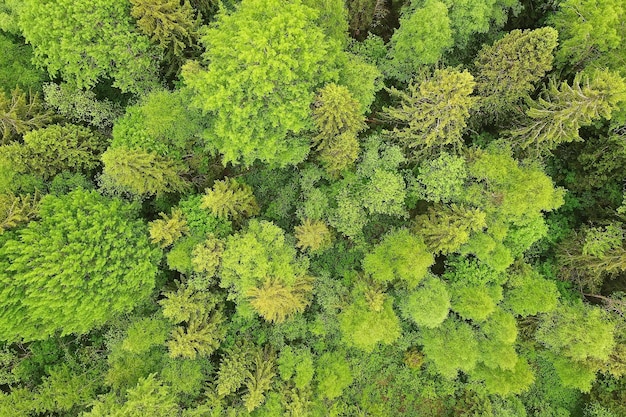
[182,0,343,166]
[0,88,53,144]
[316,352,353,400]
[19,0,161,94]
[473,27,558,120]
[0,32,46,94]
[318,132,361,176]
[399,275,450,328]
[363,229,434,288]
[414,152,468,203]
[216,341,252,397]
[421,317,480,378]
[312,83,365,147]
[220,220,313,321]
[130,0,199,66]
[385,68,476,159]
[149,209,189,249]
[243,348,276,412]
[415,204,487,255]
[508,70,626,153]
[0,124,107,180]
[294,219,333,253]
[100,147,190,197]
[503,266,559,317]
[0,192,39,234]
[0,189,161,342]
[200,178,259,222]
[550,0,626,71]
[386,0,453,81]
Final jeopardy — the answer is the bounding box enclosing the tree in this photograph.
[414,152,468,203]
[200,178,259,222]
[312,83,365,147]
[550,0,626,71]
[130,0,199,66]
[316,352,353,400]
[385,0,453,81]
[0,32,46,94]
[414,204,487,255]
[0,193,39,234]
[159,284,226,359]
[508,70,626,153]
[318,132,361,176]
[149,209,189,249]
[421,317,480,378]
[182,0,344,166]
[294,219,332,253]
[362,229,434,288]
[339,289,401,352]
[473,27,558,119]
[503,266,559,317]
[0,88,53,144]
[400,275,450,328]
[216,341,252,397]
[385,68,476,159]
[243,348,276,412]
[0,189,161,342]
[220,220,313,322]
[100,147,190,197]
[19,0,161,94]
[246,276,313,323]
[0,124,107,180]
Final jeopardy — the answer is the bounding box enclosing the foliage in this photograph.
[182,0,343,166]
[473,27,558,120]
[0,189,160,341]
[399,275,450,328]
[385,68,476,159]
[200,178,259,222]
[149,209,189,248]
[0,88,53,144]
[20,0,160,94]
[0,32,46,94]
[294,219,333,253]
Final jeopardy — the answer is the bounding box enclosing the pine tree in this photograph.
[149,209,189,248]
[385,68,476,159]
[294,219,333,253]
[100,146,190,197]
[312,83,365,148]
[200,178,259,222]
[246,276,313,323]
[508,70,626,153]
[473,27,558,120]
[0,193,39,234]
[0,88,53,144]
[243,348,276,412]
[191,235,224,277]
[216,342,253,397]
[130,0,199,68]
[414,204,487,255]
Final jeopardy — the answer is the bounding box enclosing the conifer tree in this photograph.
[508,70,626,153]
[312,83,366,147]
[0,88,53,144]
[246,277,313,323]
[243,348,276,412]
[414,204,487,255]
[100,146,190,197]
[0,193,39,234]
[385,68,476,159]
[473,27,558,119]
[130,0,199,64]
[200,178,259,222]
[216,341,253,397]
[318,131,361,177]
[294,219,333,253]
[149,209,189,248]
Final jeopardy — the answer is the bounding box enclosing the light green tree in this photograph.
[385,68,476,159]
[200,178,259,222]
[312,83,365,147]
[19,0,161,93]
[246,277,313,323]
[149,209,189,248]
[1,88,53,144]
[294,219,333,253]
[400,275,450,328]
[386,0,453,81]
[0,189,161,342]
[316,352,353,400]
[363,229,434,288]
[243,348,276,412]
[182,0,343,166]
[503,266,559,317]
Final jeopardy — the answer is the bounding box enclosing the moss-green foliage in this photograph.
[0,192,39,234]
[473,27,558,120]
[130,0,199,65]
[0,189,160,342]
[508,70,626,153]
[0,124,107,180]
[19,0,161,94]
[385,68,476,159]
[149,209,189,249]
[316,352,353,400]
[503,266,559,317]
[182,0,343,167]
[0,32,46,94]
[363,229,433,288]
[201,178,259,222]
[0,88,54,144]
[294,219,333,253]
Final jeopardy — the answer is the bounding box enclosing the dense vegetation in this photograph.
[1,0,626,416]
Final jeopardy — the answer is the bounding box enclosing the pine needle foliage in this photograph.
[201,178,259,222]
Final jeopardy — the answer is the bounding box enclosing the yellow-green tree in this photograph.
[200,178,259,222]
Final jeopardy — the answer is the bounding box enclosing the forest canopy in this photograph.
[1,0,626,416]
